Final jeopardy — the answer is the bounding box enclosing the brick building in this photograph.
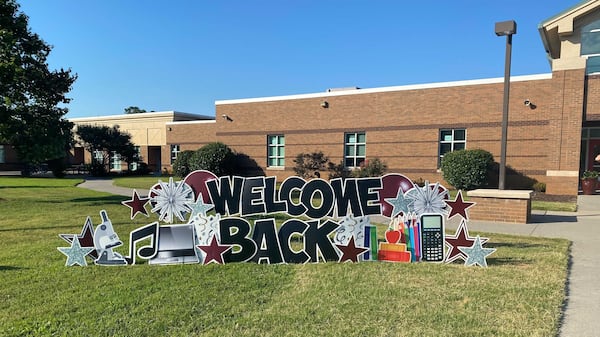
[166,1,600,196]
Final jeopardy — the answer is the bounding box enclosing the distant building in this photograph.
[69,111,213,173]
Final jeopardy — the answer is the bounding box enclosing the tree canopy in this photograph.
[124,106,146,114]
[76,124,137,174]
[0,0,77,168]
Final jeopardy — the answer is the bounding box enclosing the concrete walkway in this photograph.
[77,178,600,337]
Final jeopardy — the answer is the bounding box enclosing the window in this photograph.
[439,129,466,165]
[581,19,600,56]
[0,145,4,164]
[130,146,141,171]
[267,135,285,167]
[93,150,104,164]
[344,132,366,168]
[581,19,600,74]
[110,151,121,171]
[171,144,180,164]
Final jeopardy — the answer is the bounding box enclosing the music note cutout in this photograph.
[125,222,159,265]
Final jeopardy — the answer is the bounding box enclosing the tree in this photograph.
[293,152,329,179]
[0,0,77,173]
[76,124,137,175]
[124,106,146,114]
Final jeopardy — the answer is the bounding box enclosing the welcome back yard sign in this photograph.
[57,170,495,267]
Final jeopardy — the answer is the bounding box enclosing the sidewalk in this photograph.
[77,178,599,337]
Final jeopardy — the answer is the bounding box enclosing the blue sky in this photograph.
[18,1,575,118]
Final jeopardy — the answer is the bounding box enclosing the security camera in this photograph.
[524,99,531,106]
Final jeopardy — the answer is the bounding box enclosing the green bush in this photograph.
[440,149,494,190]
[293,152,329,179]
[327,160,350,180]
[172,150,195,178]
[189,142,235,176]
[533,182,546,193]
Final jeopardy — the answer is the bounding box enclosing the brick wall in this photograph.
[166,70,586,195]
[468,196,531,224]
[586,75,600,121]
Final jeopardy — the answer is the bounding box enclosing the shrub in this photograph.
[353,158,388,178]
[172,150,195,178]
[189,142,235,176]
[293,152,329,179]
[46,157,68,178]
[533,182,546,193]
[328,160,350,180]
[440,149,494,190]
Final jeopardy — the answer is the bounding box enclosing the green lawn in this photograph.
[0,177,569,336]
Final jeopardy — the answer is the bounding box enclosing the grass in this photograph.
[0,177,570,336]
[531,201,578,212]
[113,175,170,190]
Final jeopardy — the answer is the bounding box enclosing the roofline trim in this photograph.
[215,73,552,105]
[69,111,212,122]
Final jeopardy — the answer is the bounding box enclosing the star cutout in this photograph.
[334,214,370,246]
[458,236,496,267]
[187,194,214,221]
[57,237,95,266]
[444,219,487,264]
[335,236,369,263]
[197,235,232,265]
[446,190,475,220]
[59,217,97,259]
[121,189,150,219]
[385,189,413,218]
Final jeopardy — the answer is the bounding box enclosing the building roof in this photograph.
[69,111,214,123]
[538,0,600,60]
[215,74,551,105]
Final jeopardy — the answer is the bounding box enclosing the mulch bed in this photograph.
[531,192,577,203]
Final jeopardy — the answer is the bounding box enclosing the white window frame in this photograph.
[439,129,467,166]
[344,132,366,168]
[267,135,285,168]
[171,144,180,164]
[110,151,122,171]
[93,149,104,164]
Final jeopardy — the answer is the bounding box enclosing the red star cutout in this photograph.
[59,216,98,259]
[197,235,232,265]
[446,190,475,220]
[121,189,150,219]
[444,219,488,263]
[336,236,369,263]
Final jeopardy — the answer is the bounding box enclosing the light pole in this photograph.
[495,20,517,190]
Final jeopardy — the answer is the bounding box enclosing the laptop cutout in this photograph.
[149,224,199,265]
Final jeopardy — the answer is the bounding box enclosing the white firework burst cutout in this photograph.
[149,177,195,223]
[405,181,449,216]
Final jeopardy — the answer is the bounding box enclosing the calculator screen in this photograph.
[422,215,441,229]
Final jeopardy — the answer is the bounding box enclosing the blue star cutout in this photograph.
[384,189,413,218]
[187,194,214,221]
[458,236,496,267]
[57,237,95,266]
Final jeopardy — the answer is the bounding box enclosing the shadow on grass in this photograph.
[486,242,544,249]
[530,214,577,223]
[486,257,534,266]
[69,196,127,204]
[0,186,69,189]
[0,224,85,232]
[0,265,25,271]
